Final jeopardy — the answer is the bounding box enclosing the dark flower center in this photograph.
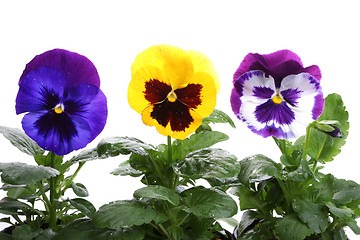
[144,79,202,131]
[35,85,91,143]
[255,100,295,125]
[35,111,77,143]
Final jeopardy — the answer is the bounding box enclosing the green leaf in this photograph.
[2,184,34,200]
[0,232,13,240]
[62,137,154,169]
[333,178,360,205]
[93,200,156,229]
[236,210,261,236]
[287,159,315,182]
[71,183,89,197]
[275,215,313,240]
[69,198,96,218]
[111,160,143,177]
[308,93,349,162]
[232,186,265,211]
[97,136,154,157]
[35,229,55,240]
[238,155,283,186]
[183,187,237,218]
[292,198,329,233]
[0,162,59,185]
[169,225,183,240]
[325,202,353,218]
[12,225,42,240]
[347,218,360,235]
[304,174,334,203]
[171,131,229,162]
[0,197,32,215]
[133,185,180,206]
[174,148,239,180]
[0,126,45,156]
[202,109,236,128]
[91,227,145,240]
[52,219,94,240]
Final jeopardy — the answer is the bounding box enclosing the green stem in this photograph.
[62,162,85,192]
[178,212,190,226]
[12,215,24,225]
[158,223,174,240]
[167,135,172,163]
[302,125,311,161]
[277,179,292,211]
[28,184,48,207]
[49,152,57,229]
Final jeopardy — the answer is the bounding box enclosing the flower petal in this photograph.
[128,66,169,114]
[233,49,303,82]
[186,50,220,93]
[19,49,100,89]
[141,103,202,140]
[16,67,66,114]
[131,45,194,89]
[180,71,217,118]
[66,83,108,143]
[280,73,324,124]
[234,70,276,104]
[21,110,92,155]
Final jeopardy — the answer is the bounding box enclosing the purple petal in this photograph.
[255,100,295,125]
[231,70,276,121]
[304,65,322,82]
[19,49,100,90]
[247,123,293,139]
[280,73,324,121]
[230,88,241,118]
[21,110,92,155]
[233,50,322,87]
[233,50,303,82]
[16,67,66,114]
[253,86,274,99]
[281,88,302,107]
[66,83,108,142]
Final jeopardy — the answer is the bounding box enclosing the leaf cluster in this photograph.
[0,127,97,239]
[230,94,358,240]
[0,110,239,240]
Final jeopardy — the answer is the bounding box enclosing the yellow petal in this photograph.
[141,105,203,140]
[131,45,194,90]
[182,71,217,118]
[128,66,168,114]
[186,50,220,93]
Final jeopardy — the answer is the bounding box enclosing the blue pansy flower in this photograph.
[231,50,324,139]
[16,49,107,155]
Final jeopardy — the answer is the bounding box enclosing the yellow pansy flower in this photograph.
[128,45,219,139]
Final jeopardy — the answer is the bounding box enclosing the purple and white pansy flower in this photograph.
[231,50,324,139]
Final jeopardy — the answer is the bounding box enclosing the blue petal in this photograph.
[16,67,66,114]
[65,84,108,143]
[22,110,92,155]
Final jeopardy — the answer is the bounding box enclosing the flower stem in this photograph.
[277,179,292,210]
[167,135,172,163]
[62,162,85,192]
[49,152,57,230]
[302,125,312,161]
[159,223,174,240]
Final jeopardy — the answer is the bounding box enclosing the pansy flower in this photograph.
[128,45,219,139]
[231,50,324,139]
[16,49,108,155]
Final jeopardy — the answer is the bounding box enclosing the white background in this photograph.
[0,0,359,238]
